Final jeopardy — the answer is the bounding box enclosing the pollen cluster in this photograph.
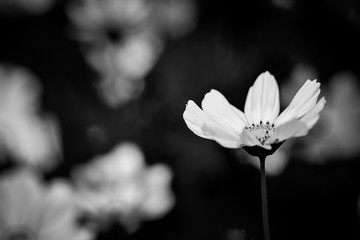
[245,121,275,145]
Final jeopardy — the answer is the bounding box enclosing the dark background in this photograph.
[1,0,360,240]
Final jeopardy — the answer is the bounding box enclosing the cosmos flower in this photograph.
[0,169,94,240]
[183,71,326,154]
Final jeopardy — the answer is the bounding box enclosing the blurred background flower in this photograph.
[67,0,196,107]
[84,32,162,107]
[73,142,174,232]
[0,65,61,170]
[0,169,94,240]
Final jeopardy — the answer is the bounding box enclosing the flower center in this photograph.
[1,227,36,240]
[245,121,275,145]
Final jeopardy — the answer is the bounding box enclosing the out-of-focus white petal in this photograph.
[201,89,246,134]
[39,181,94,240]
[89,33,162,108]
[183,101,242,148]
[73,142,174,232]
[4,115,62,169]
[244,72,280,124]
[40,228,94,240]
[141,164,175,219]
[0,172,20,227]
[269,119,309,143]
[0,170,94,240]
[0,66,61,169]
[41,181,75,228]
[275,79,321,126]
[300,97,326,129]
[96,142,144,181]
[0,170,44,229]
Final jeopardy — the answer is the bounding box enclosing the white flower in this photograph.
[183,71,326,152]
[0,170,94,240]
[73,142,175,231]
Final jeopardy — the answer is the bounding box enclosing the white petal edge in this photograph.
[183,101,242,148]
[244,86,256,124]
[231,106,249,126]
[275,79,321,126]
[300,97,326,129]
[269,119,309,143]
[201,89,246,135]
[244,71,280,124]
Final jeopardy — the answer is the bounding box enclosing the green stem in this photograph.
[260,156,271,240]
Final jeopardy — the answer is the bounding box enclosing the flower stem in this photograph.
[259,156,271,240]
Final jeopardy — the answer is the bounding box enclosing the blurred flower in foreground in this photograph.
[73,142,175,231]
[0,0,56,15]
[0,65,61,170]
[296,72,360,162]
[0,169,94,240]
[183,71,326,156]
[67,0,196,107]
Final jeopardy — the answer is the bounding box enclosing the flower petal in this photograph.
[300,97,326,129]
[239,129,264,148]
[244,71,280,124]
[201,89,246,134]
[231,106,249,126]
[269,119,309,143]
[183,101,242,148]
[275,79,321,126]
[244,86,256,124]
